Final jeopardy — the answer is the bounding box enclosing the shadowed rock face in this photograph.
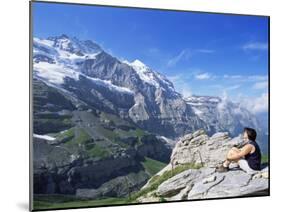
[137,129,269,202]
[33,133,171,197]
[76,170,149,199]
[33,137,142,195]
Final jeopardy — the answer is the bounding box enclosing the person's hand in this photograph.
[233,143,244,149]
[233,144,239,148]
[231,147,240,151]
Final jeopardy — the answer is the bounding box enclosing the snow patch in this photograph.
[33,36,101,72]
[131,59,146,67]
[82,74,134,94]
[33,134,56,141]
[192,107,204,116]
[34,37,55,47]
[34,61,80,85]
[126,59,160,87]
[186,102,203,106]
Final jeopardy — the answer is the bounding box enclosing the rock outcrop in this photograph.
[137,129,269,202]
[170,130,241,167]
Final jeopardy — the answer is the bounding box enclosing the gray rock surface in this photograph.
[156,169,200,197]
[170,130,243,167]
[137,129,269,202]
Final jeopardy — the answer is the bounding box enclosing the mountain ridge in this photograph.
[33,34,267,150]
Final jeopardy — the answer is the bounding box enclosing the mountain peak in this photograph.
[59,34,69,39]
[47,34,70,41]
[131,59,147,68]
[36,34,102,57]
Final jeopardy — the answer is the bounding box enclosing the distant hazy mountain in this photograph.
[184,95,267,152]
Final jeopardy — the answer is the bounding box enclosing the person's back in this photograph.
[244,140,261,171]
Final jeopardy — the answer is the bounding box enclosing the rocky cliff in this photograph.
[136,129,269,202]
[33,76,172,197]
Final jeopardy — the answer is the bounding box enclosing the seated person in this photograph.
[216,127,261,174]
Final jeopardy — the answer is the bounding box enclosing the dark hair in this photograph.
[243,127,257,141]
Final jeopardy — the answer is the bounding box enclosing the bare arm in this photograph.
[227,144,253,160]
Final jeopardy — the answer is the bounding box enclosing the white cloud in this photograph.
[223,74,243,79]
[248,75,268,81]
[223,74,268,82]
[167,74,182,82]
[226,84,241,90]
[196,49,215,54]
[239,93,268,114]
[219,90,229,101]
[167,74,192,97]
[242,42,268,51]
[253,81,268,90]
[167,50,191,67]
[195,72,212,80]
[180,85,193,98]
[167,48,215,67]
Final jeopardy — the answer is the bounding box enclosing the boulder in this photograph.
[170,129,243,168]
[156,169,200,197]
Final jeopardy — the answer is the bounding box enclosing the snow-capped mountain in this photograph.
[33,34,128,91]
[33,35,268,151]
[33,34,205,136]
[123,59,176,92]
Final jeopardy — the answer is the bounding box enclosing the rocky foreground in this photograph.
[137,129,269,202]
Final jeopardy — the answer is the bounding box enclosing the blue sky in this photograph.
[33,2,269,113]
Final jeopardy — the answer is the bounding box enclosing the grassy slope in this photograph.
[128,162,202,203]
[56,127,111,159]
[33,195,130,210]
[141,157,167,176]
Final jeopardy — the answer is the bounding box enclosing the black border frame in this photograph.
[29,0,270,211]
